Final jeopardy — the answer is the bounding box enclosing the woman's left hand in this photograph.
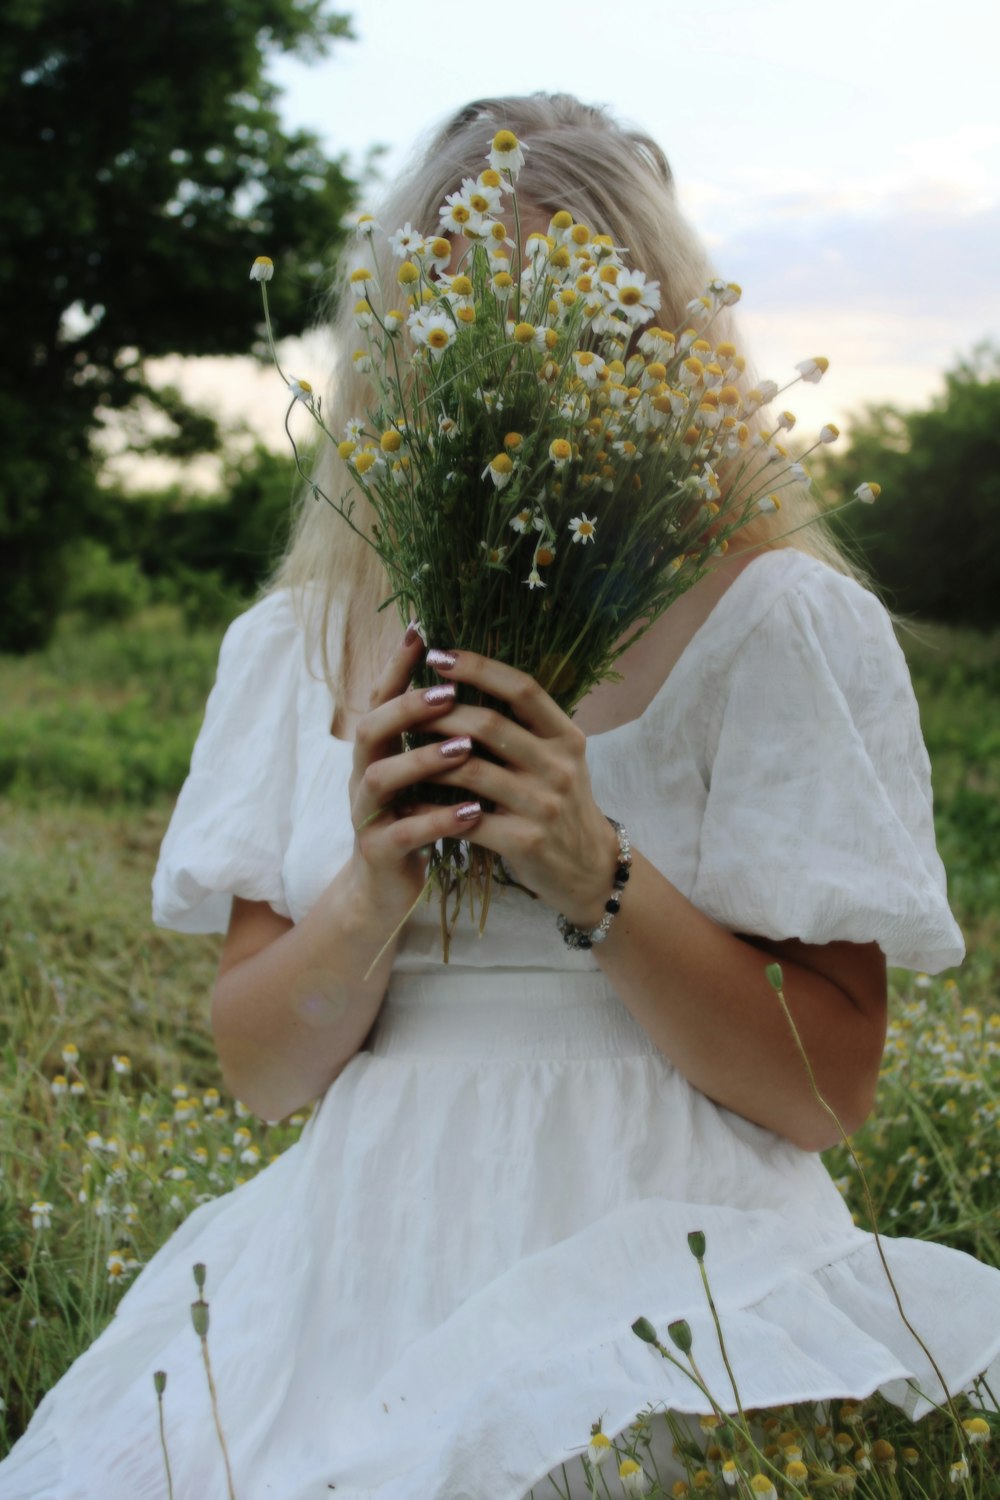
[421,647,620,926]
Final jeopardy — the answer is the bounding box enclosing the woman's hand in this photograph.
[420,647,619,926]
[347,626,484,918]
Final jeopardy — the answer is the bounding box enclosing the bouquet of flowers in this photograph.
[249,127,878,958]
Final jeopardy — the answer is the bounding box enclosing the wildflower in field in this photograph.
[785,1458,809,1486]
[612,268,661,322]
[721,1459,739,1485]
[61,1042,79,1069]
[248,256,274,282]
[748,1476,777,1500]
[482,453,515,490]
[569,514,597,544]
[619,1458,650,1496]
[587,1431,611,1467]
[111,1054,131,1075]
[949,1455,970,1483]
[240,1146,261,1167]
[525,567,545,591]
[51,1074,68,1097]
[31,1200,54,1230]
[963,1416,990,1444]
[854,482,880,504]
[70,1079,86,1096]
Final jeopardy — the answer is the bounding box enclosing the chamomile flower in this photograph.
[569,513,597,544]
[510,508,544,534]
[389,223,426,259]
[748,1478,777,1500]
[796,356,829,383]
[949,1456,970,1484]
[854,482,880,504]
[587,1432,612,1468]
[249,256,274,282]
[111,1054,131,1075]
[287,376,316,405]
[61,1043,79,1069]
[611,269,661,322]
[410,312,457,360]
[345,211,376,236]
[487,129,527,178]
[51,1074,68,1097]
[31,1200,54,1230]
[819,423,840,444]
[572,350,606,387]
[482,453,515,490]
[525,567,545,590]
[619,1459,650,1496]
[549,438,573,469]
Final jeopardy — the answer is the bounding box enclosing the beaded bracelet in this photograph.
[556,817,632,950]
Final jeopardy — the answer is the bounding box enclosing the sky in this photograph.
[117,0,1000,490]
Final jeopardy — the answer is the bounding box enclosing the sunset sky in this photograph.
[121,0,1000,490]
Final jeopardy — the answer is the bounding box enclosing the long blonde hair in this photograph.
[267,92,861,711]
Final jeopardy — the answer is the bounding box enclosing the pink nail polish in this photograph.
[455,801,481,822]
[424,684,456,706]
[427,648,458,671]
[439,736,472,759]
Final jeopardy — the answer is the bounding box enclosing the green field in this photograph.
[1,605,998,1491]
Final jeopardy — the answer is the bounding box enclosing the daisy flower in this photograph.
[388,222,426,259]
[613,268,662,322]
[31,1200,54,1230]
[569,514,597,544]
[482,453,515,490]
[572,350,607,387]
[248,256,274,282]
[410,312,457,360]
[487,128,527,178]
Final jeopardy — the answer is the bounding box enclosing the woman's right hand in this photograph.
[348,623,482,915]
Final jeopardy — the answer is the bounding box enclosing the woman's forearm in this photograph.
[211,861,411,1122]
[583,847,887,1151]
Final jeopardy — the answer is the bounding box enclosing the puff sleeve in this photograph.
[690,567,965,973]
[151,590,302,935]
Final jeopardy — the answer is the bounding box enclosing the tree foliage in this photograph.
[0,0,356,650]
[823,343,1000,627]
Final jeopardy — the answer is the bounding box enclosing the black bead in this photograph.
[605,897,621,914]
[578,935,592,948]
[615,866,630,882]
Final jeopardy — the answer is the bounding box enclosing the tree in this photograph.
[822,343,1000,627]
[0,0,357,650]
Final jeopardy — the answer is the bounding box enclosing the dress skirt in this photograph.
[5,967,1000,1500]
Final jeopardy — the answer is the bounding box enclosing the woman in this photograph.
[5,93,999,1500]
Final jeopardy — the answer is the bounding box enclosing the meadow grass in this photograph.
[1,606,998,1491]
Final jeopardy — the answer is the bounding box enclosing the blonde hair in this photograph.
[267,92,862,712]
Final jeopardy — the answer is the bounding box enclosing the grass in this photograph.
[1,607,998,1492]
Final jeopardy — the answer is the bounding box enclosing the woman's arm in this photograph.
[211,626,486,1122]
[424,648,888,1153]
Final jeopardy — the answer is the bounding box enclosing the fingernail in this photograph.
[426,648,458,671]
[455,801,481,822]
[439,736,472,759]
[424,684,455,705]
[404,620,424,647]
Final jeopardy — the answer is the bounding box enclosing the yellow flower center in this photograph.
[503,432,523,449]
[513,322,536,344]
[536,546,555,566]
[449,274,473,296]
[353,451,377,474]
[550,440,571,460]
[337,440,356,460]
[492,129,519,153]
[598,264,619,285]
[570,223,591,244]
[493,271,513,290]
[349,267,373,283]
[480,168,502,188]
[397,261,420,285]
[426,327,450,349]
[491,453,514,474]
[619,285,642,305]
[490,221,509,241]
[380,430,402,453]
[456,304,475,324]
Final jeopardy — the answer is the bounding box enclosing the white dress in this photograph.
[5,549,999,1500]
